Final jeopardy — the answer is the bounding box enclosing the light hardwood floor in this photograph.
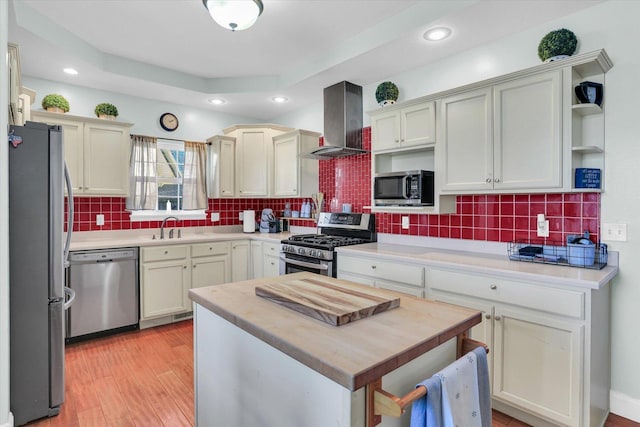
[24,320,637,427]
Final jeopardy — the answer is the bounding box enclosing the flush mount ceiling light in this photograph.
[423,27,452,42]
[271,96,288,103]
[208,97,226,105]
[63,68,78,75]
[202,0,264,31]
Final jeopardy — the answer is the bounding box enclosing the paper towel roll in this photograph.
[242,210,255,233]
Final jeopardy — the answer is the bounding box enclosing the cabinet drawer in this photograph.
[262,242,281,256]
[142,245,189,262]
[339,255,424,287]
[428,269,584,319]
[191,241,230,258]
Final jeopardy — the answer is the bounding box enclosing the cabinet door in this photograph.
[401,102,436,147]
[262,255,280,278]
[192,255,230,289]
[141,259,190,319]
[371,110,400,151]
[83,123,130,195]
[231,241,250,282]
[492,306,582,427]
[250,241,263,279]
[219,138,235,196]
[493,70,562,190]
[273,135,299,196]
[236,129,270,196]
[440,88,493,192]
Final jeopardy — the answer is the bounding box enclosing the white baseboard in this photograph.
[611,390,640,423]
[0,412,14,427]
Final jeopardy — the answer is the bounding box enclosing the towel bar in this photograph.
[366,335,489,426]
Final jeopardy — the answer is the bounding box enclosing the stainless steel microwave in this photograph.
[374,170,434,206]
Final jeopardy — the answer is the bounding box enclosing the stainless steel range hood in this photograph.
[304,81,367,159]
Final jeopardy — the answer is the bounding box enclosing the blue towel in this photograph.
[473,347,491,427]
[410,376,442,427]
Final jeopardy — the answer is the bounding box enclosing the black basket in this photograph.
[508,238,607,270]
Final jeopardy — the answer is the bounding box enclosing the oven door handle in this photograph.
[280,255,329,271]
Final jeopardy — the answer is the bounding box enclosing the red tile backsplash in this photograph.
[66,126,601,244]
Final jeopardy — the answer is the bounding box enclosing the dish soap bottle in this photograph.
[284,202,291,218]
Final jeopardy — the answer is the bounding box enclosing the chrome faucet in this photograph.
[160,216,179,239]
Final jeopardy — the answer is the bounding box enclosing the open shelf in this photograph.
[572,145,603,154]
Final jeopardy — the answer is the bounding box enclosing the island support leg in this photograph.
[366,378,382,427]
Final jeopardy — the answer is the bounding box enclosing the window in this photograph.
[127,136,207,221]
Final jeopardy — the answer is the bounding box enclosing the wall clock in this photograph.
[159,112,179,132]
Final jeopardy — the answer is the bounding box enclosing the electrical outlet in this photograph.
[239,211,243,220]
[536,213,549,238]
[211,212,220,222]
[602,223,627,241]
[96,214,104,226]
[401,216,410,230]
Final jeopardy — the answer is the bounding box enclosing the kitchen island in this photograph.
[188,272,482,427]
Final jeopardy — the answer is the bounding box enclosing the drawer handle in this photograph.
[371,265,376,269]
[485,314,491,319]
[494,178,501,183]
[486,178,492,183]
[193,265,197,269]
[490,284,497,290]
[164,250,169,255]
[183,265,187,269]
[495,316,502,321]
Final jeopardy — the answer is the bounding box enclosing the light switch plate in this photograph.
[401,216,410,230]
[96,214,105,226]
[602,223,627,241]
[211,212,220,222]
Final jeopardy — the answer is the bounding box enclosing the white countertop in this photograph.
[68,226,309,251]
[336,242,618,290]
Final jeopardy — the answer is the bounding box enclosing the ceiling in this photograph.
[8,0,602,121]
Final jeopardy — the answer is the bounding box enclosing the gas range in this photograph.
[280,213,376,277]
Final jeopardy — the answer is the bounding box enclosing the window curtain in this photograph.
[182,141,207,210]
[126,135,158,210]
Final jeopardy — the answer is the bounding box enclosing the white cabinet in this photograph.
[191,242,231,289]
[231,240,250,282]
[273,130,320,197]
[140,245,190,320]
[223,124,293,197]
[337,253,425,297]
[370,101,436,151]
[32,111,132,196]
[206,135,235,197]
[440,70,563,193]
[427,267,606,427]
[249,240,281,279]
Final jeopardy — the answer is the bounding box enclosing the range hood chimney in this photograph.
[304,81,367,159]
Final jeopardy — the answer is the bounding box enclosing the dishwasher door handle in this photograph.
[63,286,76,310]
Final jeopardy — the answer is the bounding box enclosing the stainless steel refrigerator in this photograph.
[9,121,75,425]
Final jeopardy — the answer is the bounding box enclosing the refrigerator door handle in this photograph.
[63,163,73,268]
[63,287,76,310]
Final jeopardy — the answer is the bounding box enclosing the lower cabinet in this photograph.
[250,240,282,279]
[140,240,248,326]
[428,268,603,427]
[336,253,425,297]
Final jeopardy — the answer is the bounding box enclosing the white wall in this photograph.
[274,1,640,420]
[1,3,14,427]
[23,77,260,141]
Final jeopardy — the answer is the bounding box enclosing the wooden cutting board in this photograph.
[255,277,400,326]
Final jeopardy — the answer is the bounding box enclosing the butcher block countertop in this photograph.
[188,272,481,391]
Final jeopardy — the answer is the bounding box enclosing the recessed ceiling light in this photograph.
[63,68,78,75]
[272,96,288,103]
[208,97,226,105]
[423,27,452,42]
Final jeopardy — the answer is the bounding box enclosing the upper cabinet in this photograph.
[273,130,320,197]
[370,101,435,151]
[440,70,563,192]
[31,111,132,196]
[206,135,236,198]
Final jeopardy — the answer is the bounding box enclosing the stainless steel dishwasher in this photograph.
[66,247,139,341]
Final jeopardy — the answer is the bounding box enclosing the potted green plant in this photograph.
[94,102,119,120]
[538,28,578,62]
[41,94,70,113]
[375,81,399,107]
